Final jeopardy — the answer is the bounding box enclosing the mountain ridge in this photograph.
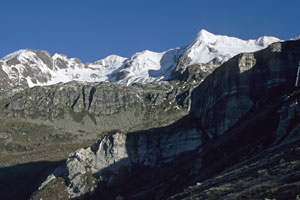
[0,30,281,88]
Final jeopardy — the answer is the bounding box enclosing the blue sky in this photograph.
[0,0,299,62]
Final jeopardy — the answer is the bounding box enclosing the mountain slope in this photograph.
[31,39,300,200]
[0,30,280,88]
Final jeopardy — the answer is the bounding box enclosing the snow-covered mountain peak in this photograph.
[193,30,280,48]
[255,36,281,47]
[2,49,55,74]
[177,30,281,70]
[114,48,181,85]
[92,55,126,69]
[2,49,26,61]
[193,30,246,47]
[195,29,217,44]
[52,53,68,61]
[103,54,126,61]
[0,30,283,88]
[3,49,38,63]
[128,49,161,60]
[131,50,162,61]
[290,35,300,41]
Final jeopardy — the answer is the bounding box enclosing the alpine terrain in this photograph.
[0,30,299,200]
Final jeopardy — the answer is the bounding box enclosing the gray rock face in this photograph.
[0,80,195,137]
[36,129,202,198]
[191,40,300,138]
[169,92,300,200]
[64,133,129,197]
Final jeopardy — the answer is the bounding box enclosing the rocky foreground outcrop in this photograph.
[34,128,201,198]
[32,39,300,199]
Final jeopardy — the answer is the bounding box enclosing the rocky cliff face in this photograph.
[32,39,300,200]
[169,90,300,200]
[34,129,201,198]
[0,79,194,135]
[191,40,300,138]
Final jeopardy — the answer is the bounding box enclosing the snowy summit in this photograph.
[0,30,281,88]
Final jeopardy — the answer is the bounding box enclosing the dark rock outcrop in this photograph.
[191,40,300,138]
